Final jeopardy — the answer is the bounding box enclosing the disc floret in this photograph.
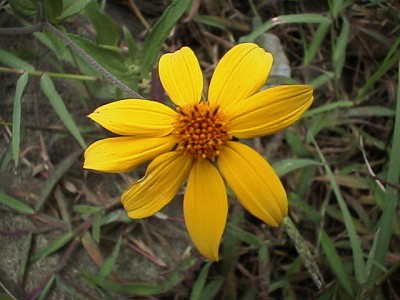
[173,102,231,160]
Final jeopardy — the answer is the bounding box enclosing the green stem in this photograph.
[284,216,325,289]
[0,23,144,99]
[0,67,97,81]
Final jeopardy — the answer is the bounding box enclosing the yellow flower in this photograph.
[84,43,313,261]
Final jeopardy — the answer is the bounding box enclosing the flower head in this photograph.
[84,43,313,260]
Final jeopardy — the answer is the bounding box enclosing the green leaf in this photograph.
[241,13,331,43]
[8,0,37,16]
[30,232,75,262]
[91,211,101,243]
[272,159,321,177]
[99,235,122,278]
[190,262,213,300]
[0,141,13,171]
[38,275,56,300]
[141,0,191,74]
[304,22,330,65]
[12,72,29,166]
[344,106,395,118]
[123,26,138,63]
[35,151,82,212]
[366,61,400,287]
[356,36,400,102]
[84,0,120,46]
[40,74,86,148]
[332,17,350,79]
[304,100,353,117]
[57,0,93,21]
[0,48,35,71]
[43,0,63,23]
[0,192,35,214]
[82,272,163,295]
[200,278,224,299]
[17,233,32,284]
[309,72,335,89]
[320,231,354,296]
[328,0,352,19]
[68,34,129,76]
[73,205,102,216]
[227,224,264,247]
[310,134,366,283]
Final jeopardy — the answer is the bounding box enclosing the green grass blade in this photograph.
[356,36,400,102]
[140,0,191,74]
[320,230,354,296]
[91,211,101,243]
[0,192,35,214]
[123,26,138,63]
[12,72,28,166]
[35,151,81,211]
[241,13,331,43]
[343,106,395,118]
[38,275,56,300]
[17,233,32,286]
[82,271,162,295]
[0,140,13,171]
[304,100,353,117]
[310,134,366,283]
[30,232,75,262]
[200,278,224,299]
[227,223,264,247]
[190,261,213,300]
[40,74,86,148]
[304,22,330,65]
[272,158,321,177]
[332,16,350,79]
[0,48,35,71]
[99,235,122,278]
[309,72,335,89]
[327,0,348,19]
[365,62,400,288]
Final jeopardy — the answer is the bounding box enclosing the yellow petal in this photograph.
[122,152,192,218]
[218,142,287,226]
[184,159,227,261]
[83,135,176,173]
[88,99,176,136]
[159,47,203,107]
[229,85,313,138]
[208,43,273,113]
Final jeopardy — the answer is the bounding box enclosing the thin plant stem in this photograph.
[284,216,325,290]
[42,23,143,99]
[0,67,98,81]
[0,23,144,99]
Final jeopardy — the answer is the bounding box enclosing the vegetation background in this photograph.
[0,0,399,299]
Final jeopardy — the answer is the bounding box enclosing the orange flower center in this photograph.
[173,102,231,160]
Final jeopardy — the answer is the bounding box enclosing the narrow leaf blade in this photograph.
[12,72,29,166]
[30,232,75,262]
[0,192,35,214]
[141,0,191,74]
[40,74,86,148]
